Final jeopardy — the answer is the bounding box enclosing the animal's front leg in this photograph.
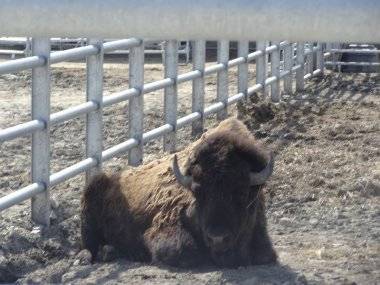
[145,225,209,268]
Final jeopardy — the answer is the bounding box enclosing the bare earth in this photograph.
[0,60,379,284]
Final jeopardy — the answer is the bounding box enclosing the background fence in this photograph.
[0,37,192,62]
[325,43,380,72]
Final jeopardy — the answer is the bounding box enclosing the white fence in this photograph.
[0,39,325,225]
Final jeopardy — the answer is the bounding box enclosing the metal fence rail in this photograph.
[0,38,324,225]
[0,37,191,63]
[325,61,380,67]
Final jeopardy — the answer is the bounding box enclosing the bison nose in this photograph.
[206,232,232,246]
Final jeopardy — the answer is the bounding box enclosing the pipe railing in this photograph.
[0,38,325,225]
[1,0,379,42]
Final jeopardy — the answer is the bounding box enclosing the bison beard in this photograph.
[81,118,277,267]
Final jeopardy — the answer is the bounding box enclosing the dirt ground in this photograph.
[0,58,379,284]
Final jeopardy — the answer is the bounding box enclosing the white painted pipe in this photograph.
[0,0,379,42]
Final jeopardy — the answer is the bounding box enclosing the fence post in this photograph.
[128,40,144,166]
[191,40,205,137]
[256,41,267,98]
[316,42,324,75]
[185,41,190,64]
[163,40,178,153]
[325,42,332,70]
[333,43,341,72]
[86,39,104,181]
[296,42,305,91]
[237,40,249,119]
[306,43,313,75]
[217,40,229,120]
[284,43,294,94]
[271,41,281,102]
[25,37,32,57]
[31,38,51,226]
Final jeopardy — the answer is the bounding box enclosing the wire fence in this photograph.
[0,38,342,225]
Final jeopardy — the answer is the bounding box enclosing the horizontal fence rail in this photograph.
[325,61,380,67]
[0,38,358,224]
[329,49,380,54]
[1,1,380,42]
[0,38,191,60]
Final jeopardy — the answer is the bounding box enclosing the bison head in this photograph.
[172,128,274,266]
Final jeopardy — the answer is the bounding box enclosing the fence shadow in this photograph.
[241,72,377,152]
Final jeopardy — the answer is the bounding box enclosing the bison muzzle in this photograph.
[81,118,277,267]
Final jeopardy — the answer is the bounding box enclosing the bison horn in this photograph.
[172,155,193,188]
[250,152,274,185]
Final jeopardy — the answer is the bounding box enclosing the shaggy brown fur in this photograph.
[81,118,277,267]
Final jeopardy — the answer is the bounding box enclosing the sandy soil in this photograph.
[0,60,379,284]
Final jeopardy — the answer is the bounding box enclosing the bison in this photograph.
[81,118,277,267]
